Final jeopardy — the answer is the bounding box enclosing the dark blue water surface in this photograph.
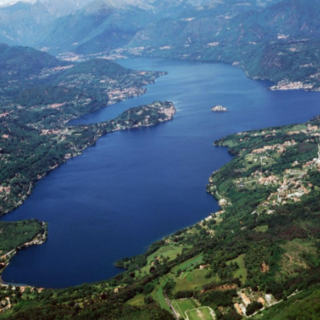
[2,58,320,288]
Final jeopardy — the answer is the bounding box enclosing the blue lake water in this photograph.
[2,58,320,288]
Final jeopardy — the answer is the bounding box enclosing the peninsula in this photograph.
[0,46,168,216]
[0,100,176,286]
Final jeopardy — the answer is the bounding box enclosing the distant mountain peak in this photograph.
[38,0,95,17]
[84,0,155,11]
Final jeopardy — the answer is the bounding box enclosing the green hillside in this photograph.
[0,43,62,74]
[255,285,320,320]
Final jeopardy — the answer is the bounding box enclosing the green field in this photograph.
[173,268,217,293]
[172,254,204,272]
[226,254,247,284]
[151,277,171,312]
[278,239,318,277]
[172,300,216,320]
[138,244,184,276]
[171,299,199,319]
[254,225,269,233]
[186,307,215,320]
[149,244,183,261]
[127,294,145,307]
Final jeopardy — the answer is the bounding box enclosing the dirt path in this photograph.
[164,293,179,320]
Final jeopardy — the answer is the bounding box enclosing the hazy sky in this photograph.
[0,0,34,4]
[0,0,149,6]
[0,0,145,5]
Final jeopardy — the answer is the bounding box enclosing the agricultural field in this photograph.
[127,294,145,307]
[171,298,198,318]
[278,239,318,278]
[254,225,268,233]
[172,255,204,273]
[173,268,217,293]
[137,244,184,276]
[226,254,247,284]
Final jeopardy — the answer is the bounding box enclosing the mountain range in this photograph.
[125,0,320,89]
[0,0,283,50]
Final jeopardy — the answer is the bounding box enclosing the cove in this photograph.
[2,58,320,288]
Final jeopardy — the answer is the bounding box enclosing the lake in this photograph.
[2,58,320,288]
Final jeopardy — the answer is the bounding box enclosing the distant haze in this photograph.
[0,0,206,9]
[0,0,34,4]
[0,0,146,4]
[0,0,154,7]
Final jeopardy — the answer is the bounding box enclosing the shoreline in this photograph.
[0,70,167,218]
[0,101,176,288]
[62,51,319,93]
[98,49,320,93]
[2,57,319,291]
[0,223,48,287]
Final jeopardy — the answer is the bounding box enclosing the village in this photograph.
[208,122,320,216]
[0,284,46,314]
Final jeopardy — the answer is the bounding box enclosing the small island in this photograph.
[211,105,228,112]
